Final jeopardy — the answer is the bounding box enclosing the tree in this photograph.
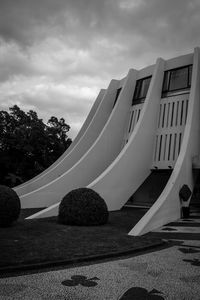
[0,105,72,187]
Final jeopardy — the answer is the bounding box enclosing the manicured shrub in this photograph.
[179,184,192,201]
[0,185,21,227]
[58,188,109,226]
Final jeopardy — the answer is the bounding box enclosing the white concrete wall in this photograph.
[88,58,165,210]
[14,89,105,193]
[15,86,115,196]
[24,69,138,215]
[165,53,193,70]
[130,47,200,236]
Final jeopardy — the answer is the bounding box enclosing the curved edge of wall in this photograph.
[129,47,200,236]
[88,58,165,211]
[70,89,106,148]
[25,69,138,217]
[15,86,114,196]
[14,89,105,194]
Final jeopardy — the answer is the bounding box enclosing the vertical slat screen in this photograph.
[152,93,190,169]
[123,103,144,146]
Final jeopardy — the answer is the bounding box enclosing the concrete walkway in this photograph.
[0,212,200,299]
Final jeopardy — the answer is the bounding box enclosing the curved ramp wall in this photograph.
[14,89,105,194]
[23,69,137,214]
[130,47,200,236]
[15,86,115,196]
[88,58,165,210]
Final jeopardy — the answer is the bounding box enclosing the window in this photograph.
[162,65,192,96]
[132,76,151,104]
[113,87,122,107]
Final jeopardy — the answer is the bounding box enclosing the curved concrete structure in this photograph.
[23,69,137,211]
[130,47,200,235]
[15,86,113,196]
[88,58,165,210]
[26,47,200,237]
[14,89,105,194]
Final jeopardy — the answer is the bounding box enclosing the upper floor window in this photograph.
[113,87,122,108]
[162,65,192,96]
[132,76,152,105]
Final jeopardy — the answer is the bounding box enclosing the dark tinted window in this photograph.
[132,76,151,104]
[113,87,122,107]
[162,65,192,96]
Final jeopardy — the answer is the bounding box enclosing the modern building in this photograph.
[14,47,200,235]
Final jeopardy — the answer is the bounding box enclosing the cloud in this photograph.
[0,0,200,138]
[0,74,98,137]
[0,40,37,82]
[1,0,200,52]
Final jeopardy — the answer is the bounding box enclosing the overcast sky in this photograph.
[0,0,200,138]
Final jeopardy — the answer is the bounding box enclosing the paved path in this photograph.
[0,213,200,299]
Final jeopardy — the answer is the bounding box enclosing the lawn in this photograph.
[0,207,163,271]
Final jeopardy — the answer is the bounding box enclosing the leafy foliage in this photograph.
[0,105,72,186]
[58,188,109,226]
[0,185,21,227]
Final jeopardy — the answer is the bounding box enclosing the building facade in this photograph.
[15,48,200,235]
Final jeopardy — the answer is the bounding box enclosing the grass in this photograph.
[0,207,163,271]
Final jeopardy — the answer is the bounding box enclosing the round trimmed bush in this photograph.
[0,185,21,227]
[179,184,192,202]
[58,188,109,226]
